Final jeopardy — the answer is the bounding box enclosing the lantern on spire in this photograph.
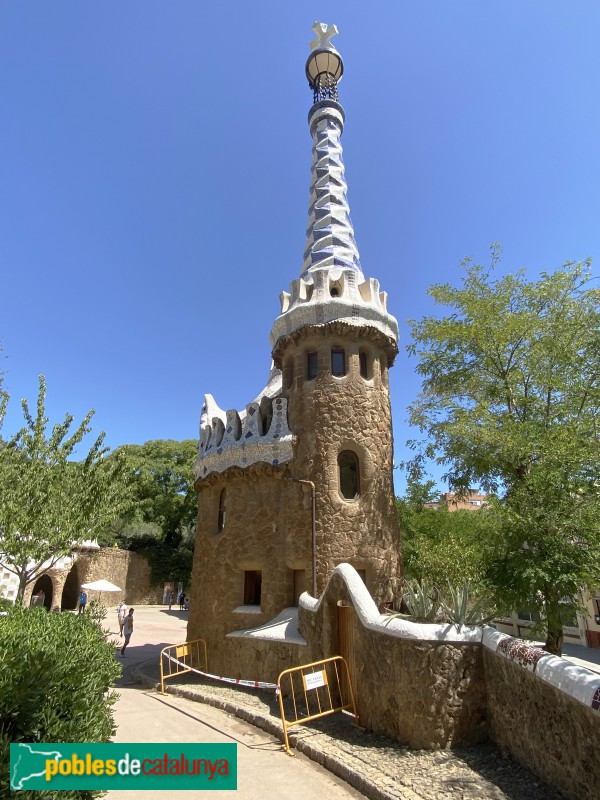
[305,21,344,104]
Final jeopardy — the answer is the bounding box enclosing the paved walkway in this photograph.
[105,606,361,799]
[106,606,569,800]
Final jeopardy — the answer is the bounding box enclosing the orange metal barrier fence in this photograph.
[159,639,207,695]
[276,656,359,755]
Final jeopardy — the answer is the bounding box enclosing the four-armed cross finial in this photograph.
[309,21,339,52]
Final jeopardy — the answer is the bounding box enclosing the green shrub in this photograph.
[0,597,13,613]
[0,604,121,799]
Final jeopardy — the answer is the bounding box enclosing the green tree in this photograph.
[407,251,600,654]
[397,487,492,591]
[106,439,198,545]
[0,376,131,604]
[100,439,198,586]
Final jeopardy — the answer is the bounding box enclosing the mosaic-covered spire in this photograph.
[269,23,398,351]
[301,23,362,279]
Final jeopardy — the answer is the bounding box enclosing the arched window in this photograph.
[338,451,360,499]
[217,489,227,532]
[259,396,273,436]
[331,347,346,377]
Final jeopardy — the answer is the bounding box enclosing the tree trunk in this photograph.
[16,569,28,606]
[544,599,564,655]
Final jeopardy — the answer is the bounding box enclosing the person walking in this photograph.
[168,591,174,611]
[120,609,134,657]
[78,590,87,614]
[117,601,128,636]
[179,591,185,611]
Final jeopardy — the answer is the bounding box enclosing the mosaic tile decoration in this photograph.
[270,102,398,348]
[271,266,399,347]
[496,636,548,673]
[301,104,361,278]
[484,627,600,713]
[195,394,293,480]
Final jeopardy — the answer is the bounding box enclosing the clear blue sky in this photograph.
[1,2,599,495]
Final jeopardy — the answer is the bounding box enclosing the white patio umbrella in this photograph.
[80,579,122,603]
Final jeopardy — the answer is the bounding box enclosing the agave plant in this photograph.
[440,581,496,630]
[384,578,441,622]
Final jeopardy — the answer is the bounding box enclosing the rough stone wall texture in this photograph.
[22,548,161,609]
[189,321,403,678]
[188,465,313,677]
[278,322,402,606]
[299,571,487,749]
[484,647,600,800]
[77,549,163,605]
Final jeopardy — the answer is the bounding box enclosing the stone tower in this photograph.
[188,23,401,673]
[270,21,401,601]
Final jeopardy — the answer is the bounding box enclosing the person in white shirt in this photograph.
[120,609,134,657]
[117,601,128,636]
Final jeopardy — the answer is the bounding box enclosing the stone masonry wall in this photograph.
[299,568,487,749]
[188,464,312,678]
[484,647,600,800]
[77,549,163,605]
[22,548,162,609]
[280,323,402,605]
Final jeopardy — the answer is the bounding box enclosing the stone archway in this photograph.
[61,562,80,610]
[30,574,53,610]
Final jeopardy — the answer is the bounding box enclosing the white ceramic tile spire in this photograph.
[301,23,361,279]
[301,103,362,278]
[270,23,398,350]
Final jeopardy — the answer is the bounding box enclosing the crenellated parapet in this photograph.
[270,264,398,348]
[194,389,294,481]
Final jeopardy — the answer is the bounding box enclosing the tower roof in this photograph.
[270,22,398,354]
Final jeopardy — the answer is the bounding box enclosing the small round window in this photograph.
[338,451,360,499]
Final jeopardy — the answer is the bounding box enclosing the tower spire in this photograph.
[269,22,398,355]
[301,22,362,279]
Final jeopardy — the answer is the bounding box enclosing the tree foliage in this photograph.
[407,251,600,653]
[0,376,131,603]
[100,439,198,586]
[0,603,120,799]
[397,490,492,591]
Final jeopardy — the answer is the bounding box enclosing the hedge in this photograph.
[0,603,121,799]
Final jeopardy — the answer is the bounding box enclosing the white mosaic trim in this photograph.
[270,265,398,348]
[537,655,600,708]
[300,564,483,644]
[482,626,600,711]
[195,388,294,480]
[227,607,307,645]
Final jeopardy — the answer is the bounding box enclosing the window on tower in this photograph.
[217,488,227,532]
[307,351,318,380]
[331,347,346,377]
[338,451,360,499]
[359,349,369,379]
[244,570,262,606]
